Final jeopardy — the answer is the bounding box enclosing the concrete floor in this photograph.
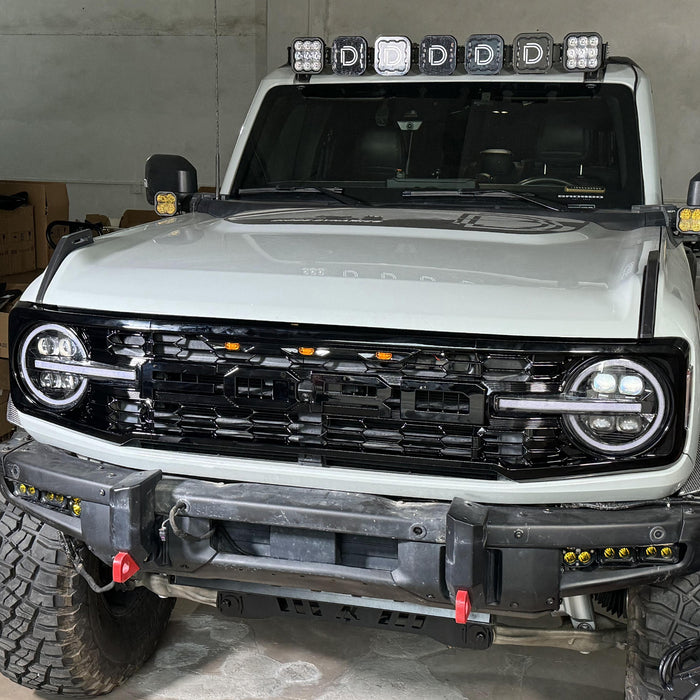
[0,600,625,699]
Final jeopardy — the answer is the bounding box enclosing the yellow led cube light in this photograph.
[677,207,700,233]
[155,191,178,217]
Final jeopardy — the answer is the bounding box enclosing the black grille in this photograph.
[8,305,688,481]
[80,326,582,480]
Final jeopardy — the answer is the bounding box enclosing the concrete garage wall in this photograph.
[1,0,699,219]
[0,1,267,219]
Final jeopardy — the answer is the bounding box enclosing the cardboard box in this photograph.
[119,209,160,228]
[0,206,35,276]
[0,182,69,269]
[0,399,12,439]
[0,359,9,392]
[0,269,42,359]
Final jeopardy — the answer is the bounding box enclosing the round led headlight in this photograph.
[20,324,88,409]
[563,359,670,455]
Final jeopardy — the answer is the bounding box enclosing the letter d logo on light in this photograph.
[514,33,553,73]
[466,34,504,75]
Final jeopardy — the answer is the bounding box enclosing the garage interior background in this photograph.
[1,0,698,220]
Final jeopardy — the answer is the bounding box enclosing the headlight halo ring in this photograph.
[563,357,670,456]
[19,323,89,409]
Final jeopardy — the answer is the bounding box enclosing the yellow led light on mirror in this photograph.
[155,191,178,217]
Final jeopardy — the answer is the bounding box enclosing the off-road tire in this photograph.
[0,500,175,695]
[626,573,700,699]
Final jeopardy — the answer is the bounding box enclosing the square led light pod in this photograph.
[155,192,178,217]
[466,34,504,75]
[419,35,457,75]
[677,207,700,233]
[331,36,368,75]
[374,36,411,76]
[292,37,325,74]
[514,33,554,73]
[563,33,603,71]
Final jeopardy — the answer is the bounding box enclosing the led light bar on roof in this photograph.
[290,32,606,76]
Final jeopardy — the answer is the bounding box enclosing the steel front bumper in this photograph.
[3,432,700,616]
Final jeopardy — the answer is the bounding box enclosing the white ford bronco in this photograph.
[2,31,700,699]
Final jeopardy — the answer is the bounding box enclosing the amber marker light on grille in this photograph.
[298,347,315,356]
[155,191,178,217]
[375,351,393,361]
[225,342,241,351]
[563,551,577,565]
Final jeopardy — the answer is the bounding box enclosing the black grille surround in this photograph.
[9,304,689,481]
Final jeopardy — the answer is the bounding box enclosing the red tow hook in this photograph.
[112,552,140,583]
[455,589,472,624]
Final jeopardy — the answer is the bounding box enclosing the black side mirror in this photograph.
[687,171,700,206]
[144,154,198,207]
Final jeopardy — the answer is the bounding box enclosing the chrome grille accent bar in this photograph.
[497,398,643,414]
[34,359,137,382]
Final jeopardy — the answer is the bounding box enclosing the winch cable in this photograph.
[59,532,116,594]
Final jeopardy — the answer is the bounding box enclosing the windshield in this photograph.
[234,81,642,210]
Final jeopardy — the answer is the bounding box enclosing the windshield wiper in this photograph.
[402,188,564,212]
[237,186,370,207]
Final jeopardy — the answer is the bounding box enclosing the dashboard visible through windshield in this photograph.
[234,81,642,210]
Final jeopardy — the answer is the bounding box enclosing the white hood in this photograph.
[30,208,661,339]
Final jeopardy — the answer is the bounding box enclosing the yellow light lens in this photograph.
[680,208,692,220]
[18,484,26,494]
[661,546,673,559]
[28,486,36,496]
[618,547,631,558]
[155,191,178,217]
[563,551,577,565]
[71,498,82,517]
[225,342,241,351]
[646,545,658,557]
[603,547,616,559]
[692,221,700,232]
[680,220,692,232]
[693,209,700,220]
[298,347,315,356]
[375,351,393,361]
[578,551,592,564]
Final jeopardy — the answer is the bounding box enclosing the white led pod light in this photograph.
[563,32,603,71]
[292,37,325,74]
[374,36,411,76]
